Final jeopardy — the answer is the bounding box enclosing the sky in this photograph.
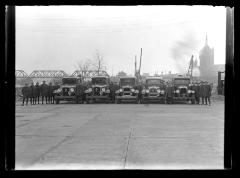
[16,6,226,76]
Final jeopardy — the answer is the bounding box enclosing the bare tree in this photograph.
[76,50,107,78]
[91,50,106,75]
[76,59,92,78]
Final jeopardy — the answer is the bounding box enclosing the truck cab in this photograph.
[172,75,195,104]
[54,77,83,104]
[141,76,166,103]
[84,76,111,103]
[115,76,139,103]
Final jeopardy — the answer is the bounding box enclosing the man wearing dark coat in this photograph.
[21,83,31,106]
[76,82,87,104]
[34,82,41,104]
[29,82,35,105]
[51,83,60,104]
[166,83,174,104]
[40,81,49,104]
[48,82,54,104]
[135,83,143,102]
[192,83,200,104]
[205,82,212,106]
[202,81,208,105]
[199,81,205,105]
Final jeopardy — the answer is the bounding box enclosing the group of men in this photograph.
[165,81,212,105]
[21,81,60,106]
[191,81,212,105]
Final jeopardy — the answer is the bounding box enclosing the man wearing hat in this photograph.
[205,82,212,106]
[40,81,49,104]
[199,81,204,105]
[34,82,41,104]
[21,83,31,106]
[192,82,200,104]
[29,82,35,105]
[202,81,209,105]
[166,82,173,104]
[47,82,55,104]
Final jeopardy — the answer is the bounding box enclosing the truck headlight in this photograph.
[146,89,149,93]
[157,89,161,93]
[102,88,105,92]
[161,90,165,94]
[135,90,139,94]
[176,90,180,93]
[70,88,74,92]
[120,89,123,92]
[89,88,92,92]
[187,90,191,94]
[54,88,62,93]
[192,90,195,93]
[131,88,135,92]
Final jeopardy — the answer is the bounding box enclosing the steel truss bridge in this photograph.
[16,70,109,79]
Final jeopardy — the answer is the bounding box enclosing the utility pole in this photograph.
[139,48,142,75]
[137,48,142,83]
[135,55,137,77]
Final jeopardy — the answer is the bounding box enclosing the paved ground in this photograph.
[15,101,224,170]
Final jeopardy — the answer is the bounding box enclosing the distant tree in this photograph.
[117,71,127,77]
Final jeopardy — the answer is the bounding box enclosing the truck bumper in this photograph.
[116,95,138,101]
[173,96,195,102]
[55,96,76,100]
[86,95,110,100]
[142,96,165,102]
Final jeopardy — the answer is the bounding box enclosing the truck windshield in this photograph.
[92,78,107,85]
[62,78,77,85]
[120,78,135,86]
[174,78,190,85]
[146,79,162,86]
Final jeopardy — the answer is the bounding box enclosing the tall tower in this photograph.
[199,35,215,79]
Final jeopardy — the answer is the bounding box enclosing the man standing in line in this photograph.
[21,83,30,106]
[166,82,173,104]
[205,82,212,106]
[202,81,208,105]
[196,82,201,104]
[40,81,49,104]
[192,82,200,104]
[199,81,205,105]
[34,82,41,104]
[48,82,54,104]
[29,82,35,105]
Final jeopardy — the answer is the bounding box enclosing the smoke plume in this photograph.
[171,30,200,74]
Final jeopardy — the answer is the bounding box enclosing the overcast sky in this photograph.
[16,6,226,76]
